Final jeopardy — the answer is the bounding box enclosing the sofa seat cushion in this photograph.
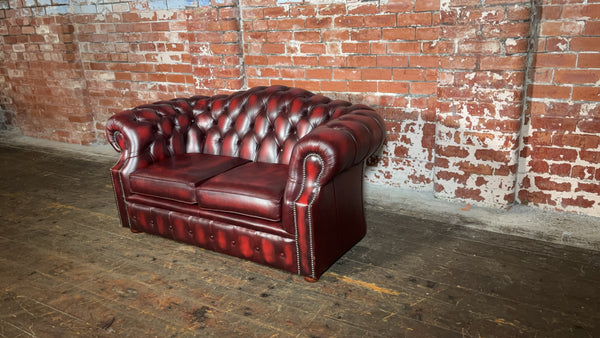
[130,153,249,204]
[196,162,289,222]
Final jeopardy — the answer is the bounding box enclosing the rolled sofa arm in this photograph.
[287,107,386,186]
[105,100,195,166]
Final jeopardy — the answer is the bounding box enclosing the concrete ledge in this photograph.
[365,183,600,252]
[3,130,599,252]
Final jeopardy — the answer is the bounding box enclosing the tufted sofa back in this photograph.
[110,86,374,165]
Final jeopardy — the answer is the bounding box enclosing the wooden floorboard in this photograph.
[1,144,599,337]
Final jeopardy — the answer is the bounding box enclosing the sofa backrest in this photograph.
[136,85,368,165]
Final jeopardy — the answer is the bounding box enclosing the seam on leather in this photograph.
[293,153,324,279]
[113,169,132,229]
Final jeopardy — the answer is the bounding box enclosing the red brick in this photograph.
[474,149,510,163]
[318,3,345,16]
[481,56,526,70]
[362,68,392,80]
[535,176,571,192]
[263,6,287,17]
[571,37,600,51]
[382,27,416,40]
[585,21,600,35]
[306,17,332,29]
[397,13,432,26]
[378,81,409,94]
[581,150,600,163]
[322,30,349,41]
[577,120,600,134]
[351,29,382,41]
[410,55,438,68]
[281,68,304,78]
[289,5,316,17]
[293,56,318,67]
[416,27,439,40]
[572,166,597,180]
[518,190,557,206]
[441,25,478,39]
[458,41,501,54]
[575,182,600,194]
[261,43,285,54]
[267,31,292,42]
[507,5,531,20]
[377,55,409,67]
[440,56,477,70]
[532,116,577,131]
[294,31,320,42]
[393,68,425,81]
[555,69,600,85]
[334,16,364,28]
[542,5,562,20]
[437,145,470,158]
[349,81,377,92]
[415,0,439,12]
[321,81,348,92]
[549,163,572,176]
[481,22,530,38]
[573,86,600,101]
[411,82,437,95]
[540,21,585,36]
[348,3,379,15]
[561,4,600,19]
[267,55,291,66]
[387,42,421,54]
[306,68,331,79]
[561,196,595,208]
[381,0,414,13]
[342,42,370,54]
[294,80,320,92]
[531,146,579,162]
[529,84,572,100]
[301,43,326,54]
[364,14,396,27]
[347,55,377,67]
[435,170,470,185]
[277,18,305,30]
[319,56,347,67]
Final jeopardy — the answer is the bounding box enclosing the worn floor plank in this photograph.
[1,144,600,337]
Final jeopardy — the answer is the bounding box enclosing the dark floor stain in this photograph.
[192,306,210,323]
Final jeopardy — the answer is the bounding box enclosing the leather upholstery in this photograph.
[106,85,386,280]
[196,162,288,222]
[130,153,248,204]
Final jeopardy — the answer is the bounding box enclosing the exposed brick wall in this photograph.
[436,0,531,206]
[517,0,600,216]
[241,0,439,191]
[0,0,598,216]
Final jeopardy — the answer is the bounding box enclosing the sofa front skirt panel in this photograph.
[125,202,298,274]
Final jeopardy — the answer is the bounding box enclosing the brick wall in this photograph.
[0,0,598,217]
[517,0,600,215]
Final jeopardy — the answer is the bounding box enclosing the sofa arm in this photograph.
[287,108,385,186]
[106,100,194,166]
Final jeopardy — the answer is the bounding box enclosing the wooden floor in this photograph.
[1,143,599,338]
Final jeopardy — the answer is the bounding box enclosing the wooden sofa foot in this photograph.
[303,276,319,283]
[130,228,142,233]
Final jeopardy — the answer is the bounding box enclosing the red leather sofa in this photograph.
[106,86,385,281]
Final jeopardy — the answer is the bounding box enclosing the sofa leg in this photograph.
[303,276,319,283]
[130,227,142,233]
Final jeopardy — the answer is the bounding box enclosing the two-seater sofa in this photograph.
[106,85,385,281]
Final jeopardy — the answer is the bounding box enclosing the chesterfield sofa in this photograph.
[106,85,385,281]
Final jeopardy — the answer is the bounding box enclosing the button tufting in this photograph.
[210,235,215,240]
[231,240,236,245]
[255,246,260,252]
